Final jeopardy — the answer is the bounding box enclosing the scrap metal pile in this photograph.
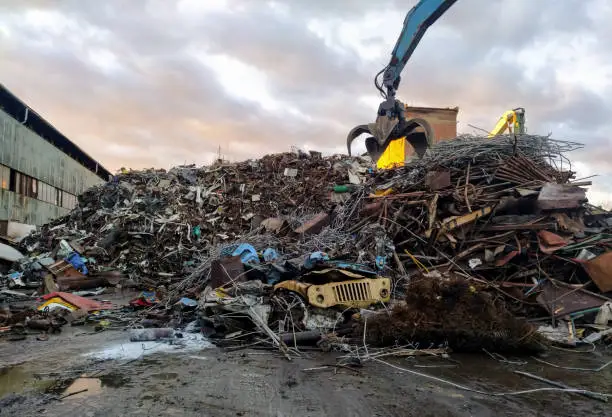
[18,151,367,287]
[2,135,611,353]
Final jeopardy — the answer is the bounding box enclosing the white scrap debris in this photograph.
[304,308,342,330]
[348,170,361,185]
[583,328,612,344]
[284,168,298,177]
[537,322,575,345]
[468,258,482,269]
[576,248,597,261]
[84,334,211,361]
[0,242,24,262]
[1,221,36,242]
[595,302,612,326]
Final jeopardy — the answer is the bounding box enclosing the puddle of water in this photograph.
[99,373,131,388]
[61,378,102,399]
[0,362,132,400]
[83,333,212,361]
[47,373,129,400]
[0,365,53,398]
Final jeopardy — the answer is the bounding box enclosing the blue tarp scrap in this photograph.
[304,251,330,269]
[177,297,198,307]
[375,255,387,271]
[263,248,279,262]
[65,252,89,275]
[221,243,260,264]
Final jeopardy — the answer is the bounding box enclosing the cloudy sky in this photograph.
[1,0,611,205]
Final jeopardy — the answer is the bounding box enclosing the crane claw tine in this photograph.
[346,125,371,156]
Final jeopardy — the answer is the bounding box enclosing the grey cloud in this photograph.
[197,8,368,94]
[0,0,610,188]
[438,0,592,50]
[273,0,413,18]
[533,88,610,132]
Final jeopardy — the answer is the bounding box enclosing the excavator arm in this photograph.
[347,0,458,162]
[488,107,526,137]
[379,0,458,102]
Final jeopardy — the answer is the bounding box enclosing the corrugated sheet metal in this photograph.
[0,109,103,195]
[0,109,104,225]
[0,189,67,225]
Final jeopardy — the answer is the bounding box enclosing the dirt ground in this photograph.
[0,327,610,417]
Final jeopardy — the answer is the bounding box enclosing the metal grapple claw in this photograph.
[346,117,433,164]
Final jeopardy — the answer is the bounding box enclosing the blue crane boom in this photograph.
[347,0,458,162]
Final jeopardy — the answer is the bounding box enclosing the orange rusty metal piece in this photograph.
[583,252,612,293]
[537,230,569,254]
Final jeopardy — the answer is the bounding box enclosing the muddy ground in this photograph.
[0,326,610,417]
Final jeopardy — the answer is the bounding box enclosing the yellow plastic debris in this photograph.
[37,297,77,312]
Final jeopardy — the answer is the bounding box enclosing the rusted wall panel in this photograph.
[0,109,103,196]
[0,189,67,225]
[0,108,103,225]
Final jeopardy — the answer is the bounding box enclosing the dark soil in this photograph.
[364,278,546,352]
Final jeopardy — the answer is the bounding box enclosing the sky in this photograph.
[1,0,611,206]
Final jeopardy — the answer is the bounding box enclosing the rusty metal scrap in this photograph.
[18,152,368,286]
[5,134,612,354]
[582,252,612,293]
[535,280,610,317]
[494,154,559,184]
[537,183,587,210]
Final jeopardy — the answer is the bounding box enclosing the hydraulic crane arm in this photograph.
[377,0,458,102]
[348,0,458,161]
[488,107,526,137]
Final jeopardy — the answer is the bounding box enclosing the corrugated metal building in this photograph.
[0,84,110,226]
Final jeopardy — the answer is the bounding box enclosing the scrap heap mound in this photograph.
[5,134,612,352]
[20,151,367,286]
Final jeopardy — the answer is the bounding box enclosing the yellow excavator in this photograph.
[488,107,526,137]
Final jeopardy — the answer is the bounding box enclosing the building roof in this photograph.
[0,83,111,181]
[405,105,459,113]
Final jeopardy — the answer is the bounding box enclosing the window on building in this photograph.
[63,192,78,210]
[25,176,32,197]
[38,182,46,202]
[39,182,56,204]
[50,186,57,205]
[4,168,75,208]
[13,172,21,193]
[0,165,9,190]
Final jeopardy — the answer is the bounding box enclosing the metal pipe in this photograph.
[21,107,29,124]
